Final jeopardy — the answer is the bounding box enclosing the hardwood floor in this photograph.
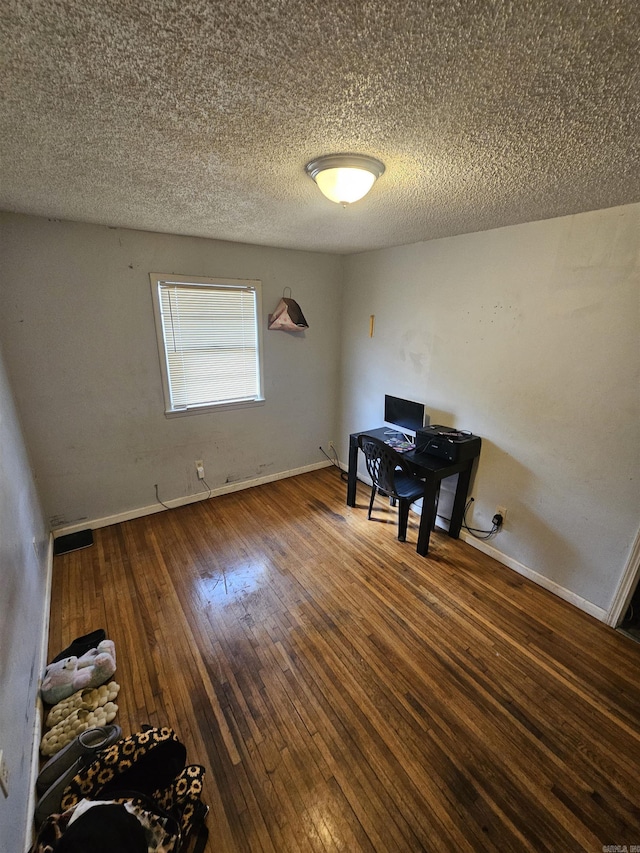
[48,467,640,852]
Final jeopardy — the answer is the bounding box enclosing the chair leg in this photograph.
[368,485,377,519]
[398,499,410,541]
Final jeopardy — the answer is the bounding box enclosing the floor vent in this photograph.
[53,529,94,556]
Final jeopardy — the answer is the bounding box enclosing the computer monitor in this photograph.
[384,395,427,436]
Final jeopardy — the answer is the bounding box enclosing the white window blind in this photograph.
[151,275,263,414]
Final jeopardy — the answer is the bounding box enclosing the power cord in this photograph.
[155,478,212,509]
[462,497,502,540]
[154,483,171,509]
[319,445,349,481]
[415,438,439,454]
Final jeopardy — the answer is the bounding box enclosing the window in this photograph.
[150,273,264,415]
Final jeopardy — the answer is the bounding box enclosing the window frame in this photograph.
[150,272,265,417]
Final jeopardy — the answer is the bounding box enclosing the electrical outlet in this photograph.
[0,749,9,798]
[493,506,507,530]
[195,460,205,480]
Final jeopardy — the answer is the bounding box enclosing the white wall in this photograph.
[340,203,640,613]
[0,214,343,529]
[0,345,50,853]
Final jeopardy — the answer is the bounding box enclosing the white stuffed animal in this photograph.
[40,640,116,705]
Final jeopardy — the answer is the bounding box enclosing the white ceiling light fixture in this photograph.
[305,154,385,205]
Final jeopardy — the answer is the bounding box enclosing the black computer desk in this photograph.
[347,427,481,556]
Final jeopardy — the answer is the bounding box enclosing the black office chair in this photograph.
[358,434,426,542]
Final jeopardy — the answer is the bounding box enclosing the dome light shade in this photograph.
[305,154,385,204]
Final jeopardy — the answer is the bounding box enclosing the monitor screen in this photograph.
[384,395,426,435]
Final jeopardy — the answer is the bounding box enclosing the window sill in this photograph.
[164,398,266,418]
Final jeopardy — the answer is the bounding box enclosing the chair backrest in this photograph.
[358,434,411,498]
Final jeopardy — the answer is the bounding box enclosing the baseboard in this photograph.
[53,460,332,538]
[459,531,608,623]
[25,532,54,851]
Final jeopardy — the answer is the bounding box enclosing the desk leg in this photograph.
[347,435,358,507]
[417,479,439,556]
[449,463,472,538]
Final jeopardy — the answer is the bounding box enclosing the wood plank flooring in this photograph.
[47,467,640,852]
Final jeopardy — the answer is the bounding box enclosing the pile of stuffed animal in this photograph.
[39,630,120,756]
[32,629,209,848]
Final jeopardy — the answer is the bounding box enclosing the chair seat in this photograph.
[393,470,425,502]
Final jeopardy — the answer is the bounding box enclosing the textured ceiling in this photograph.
[1,0,639,254]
